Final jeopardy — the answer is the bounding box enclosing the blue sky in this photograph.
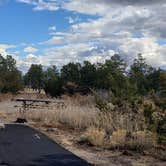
[0,0,165,72]
[0,1,94,44]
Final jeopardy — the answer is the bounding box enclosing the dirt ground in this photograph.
[0,92,165,166]
[30,123,165,166]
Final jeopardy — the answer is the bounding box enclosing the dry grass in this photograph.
[79,127,105,146]
[25,103,143,133]
[130,131,157,150]
[6,93,144,134]
[1,92,163,166]
[22,94,146,134]
[8,94,157,152]
[0,93,13,102]
[20,94,97,129]
[108,129,157,151]
[0,111,7,119]
[25,104,98,129]
[109,129,127,148]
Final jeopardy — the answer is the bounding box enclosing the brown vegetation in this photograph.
[0,92,165,165]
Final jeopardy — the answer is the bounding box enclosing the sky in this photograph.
[0,0,166,72]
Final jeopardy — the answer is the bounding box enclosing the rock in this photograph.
[122,150,134,156]
[15,118,27,123]
[107,102,115,110]
[46,128,58,132]
[34,134,41,140]
[0,123,5,130]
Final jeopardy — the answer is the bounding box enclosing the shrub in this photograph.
[144,103,154,124]
[157,116,166,145]
[109,130,156,151]
[153,148,166,161]
[94,93,110,112]
[109,129,127,149]
[129,131,157,151]
[79,127,105,146]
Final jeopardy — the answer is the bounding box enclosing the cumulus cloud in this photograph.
[24,46,38,53]
[16,0,60,11]
[15,0,166,71]
[15,53,42,73]
[118,37,166,67]
[0,44,15,56]
[40,36,65,45]
[48,26,56,31]
[37,43,115,68]
[66,16,81,24]
[97,0,165,6]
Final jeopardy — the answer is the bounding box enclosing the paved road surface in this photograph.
[0,124,92,166]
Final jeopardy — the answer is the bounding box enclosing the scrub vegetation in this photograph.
[0,53,165,165]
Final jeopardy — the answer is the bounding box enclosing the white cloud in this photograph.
[67,17,75,24]
[16,0,59,11]
[29,43,115,70]
[0,44,15,55]
[26,53,40,63]
[15,0,166,71]
[66,16,81,24]
[24,46,38,53]
[118,37,166,68]
[63,0,110,16]
[16,53,41,73]
[48,26,56,31]
[40,36,65,45]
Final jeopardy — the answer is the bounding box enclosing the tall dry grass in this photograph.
[25,95,98,129]
[24,94,145,133]
[16,94,158,151]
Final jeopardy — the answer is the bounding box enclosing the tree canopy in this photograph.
[0,54,23,93]
[23,54,165,100]
[24,64,43,92]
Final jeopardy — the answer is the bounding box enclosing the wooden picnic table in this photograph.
[15,98,52,118]
[15,98,51,104]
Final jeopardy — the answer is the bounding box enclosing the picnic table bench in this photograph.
[14,98,65,122]
[14,98,52,119]
[15,98,52,110]
[15,98,65,112]
[16,98,51,104]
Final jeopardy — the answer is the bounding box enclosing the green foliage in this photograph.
[0,54,23,93]
[96,54,126,90]
[80,61,97,88]
[142,98,166,144]
[147,69,160,92]
[61,62,81,84]
[159,71,166,99]
[22,54,164,111]
[43,66,63,97]
[24,64,43,92]
[143,103,155,131]
[129,54,155,95]
[157,115,166,144]
[93,90,110,112]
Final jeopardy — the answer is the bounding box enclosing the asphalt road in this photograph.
[0,124,92,166]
